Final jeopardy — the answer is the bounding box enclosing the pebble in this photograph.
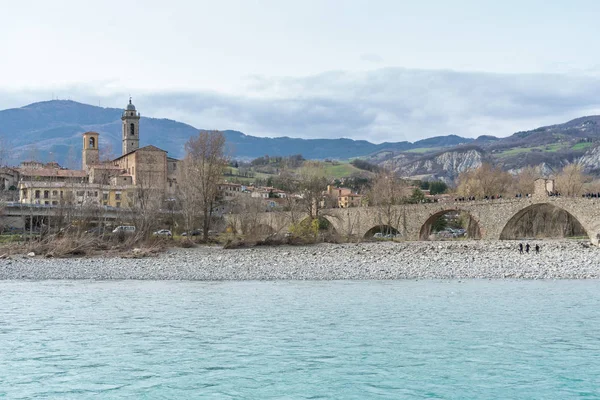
[0,240,597,280]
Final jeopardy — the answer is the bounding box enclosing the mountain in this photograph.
[1,100,599,182]
[412,134,474,148]
[0,100,464,166]
[366,116,600,182]
[375,145,487,182]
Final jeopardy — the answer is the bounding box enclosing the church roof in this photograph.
[112,145,168,162]
[19,168,88,178]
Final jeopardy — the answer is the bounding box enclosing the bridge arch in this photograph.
[499,203,588,240]
[363,225,400,239]
[419,209,482,240]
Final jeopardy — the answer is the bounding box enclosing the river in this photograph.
[1,280,599,398]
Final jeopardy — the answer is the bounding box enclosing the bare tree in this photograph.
[456,163,513,198]
[179,131,228,240]
[555,163,589,196]
[177,159,202,234]
[129,171,164,240]
[228,196,272,240]
[512,166,540,196]
[297,161,328,220]
[366,171,411,235]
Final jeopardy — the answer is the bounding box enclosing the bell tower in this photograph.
[121,97,140,155]
[82,131,99,170]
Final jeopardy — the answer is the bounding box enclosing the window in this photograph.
[103,193,108,200]
[60,191,63,199]
[43,190,49,199]
[35,190,40,199]
[52,190,57,196]
[22,189,27,198]
[103,201,107,206]
[130,123,135,136]
[89,137,95,148]
[115,193,121,200]
[52,201,58,206]
[44,201,49,205]
[94,191,98,197]
[87,191,93,196]
[77,191,84,196]
[116,202,121,208]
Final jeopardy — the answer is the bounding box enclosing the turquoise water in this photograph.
[1,281,600,399]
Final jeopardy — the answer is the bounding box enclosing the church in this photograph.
[18,99,179,208]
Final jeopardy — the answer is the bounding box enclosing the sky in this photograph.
[2,0,600,143]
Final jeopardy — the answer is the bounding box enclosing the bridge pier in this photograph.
[242,197,600,246]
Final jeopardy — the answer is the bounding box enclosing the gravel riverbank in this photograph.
[0,240,598,280]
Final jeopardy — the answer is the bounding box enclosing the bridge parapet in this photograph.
[233,195,600,245]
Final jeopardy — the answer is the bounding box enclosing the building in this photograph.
[338,193,363,208]
[18,99,179,208]
[324,185,363,208]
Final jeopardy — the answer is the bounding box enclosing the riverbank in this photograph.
[0,240,597,280]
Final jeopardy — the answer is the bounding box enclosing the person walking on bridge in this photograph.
[519,243,523,254]
[525,243,530,254]
[535,244,540,254]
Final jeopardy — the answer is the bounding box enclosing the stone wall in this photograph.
[244,197,600,245]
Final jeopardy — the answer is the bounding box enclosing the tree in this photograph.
[513,166,540,196]
[297,162,328,220]
[410,188,426,203]
[177,159,202,234]
[131,171,164,239]
[428,181,448,195]
[179,131,228,240]
[456,163,512,198]
[555,164,588,197]
[228,196,271,240]
[366,171,411,235]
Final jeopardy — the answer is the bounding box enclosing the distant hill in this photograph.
[1,100,599,182]
[0,100,470,165]
[367,116,600,182]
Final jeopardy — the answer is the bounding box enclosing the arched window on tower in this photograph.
[89,137,95,148]
[130,123,135,136]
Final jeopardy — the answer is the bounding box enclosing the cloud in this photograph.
[2,68,600,143]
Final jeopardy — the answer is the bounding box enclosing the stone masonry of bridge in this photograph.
[242,180,600,245]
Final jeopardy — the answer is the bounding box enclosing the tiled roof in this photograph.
[19,168,88,178]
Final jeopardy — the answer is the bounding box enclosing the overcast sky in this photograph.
[2,0,600,142]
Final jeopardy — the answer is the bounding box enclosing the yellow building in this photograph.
[18,99,179,207]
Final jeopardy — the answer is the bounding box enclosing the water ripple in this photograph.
[1,280,600,398]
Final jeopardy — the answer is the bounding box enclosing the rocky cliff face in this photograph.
[577,145,600,174]
[382,148,485,183]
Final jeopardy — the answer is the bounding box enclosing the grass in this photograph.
[0,235,24,244]
[405,147,442,154]
[496,143,565,158]
[571,142,594,151]
[224,161,369,181]
[321,162,365,178]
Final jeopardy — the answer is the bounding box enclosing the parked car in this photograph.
[112,226,136,234]
[153,229,172,237]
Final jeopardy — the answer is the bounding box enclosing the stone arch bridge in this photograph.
[237,196,600,245]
